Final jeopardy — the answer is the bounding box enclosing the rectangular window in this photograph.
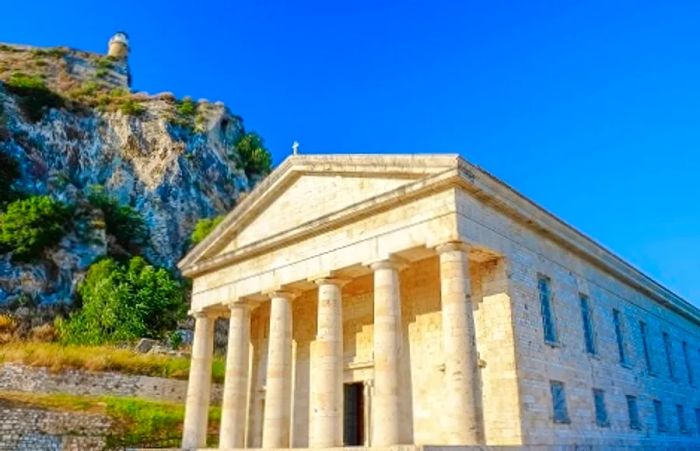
[550,380,570,423]
[677,404,687,433]
[613,309,627,365]
[640,321,653,373]
[593,388,609,427]
[579,294,596,354]
[663,332,675,379]
[538,276,557,344]
[654,400,667,432]
[626,395,641,430]
[682,341,693,385]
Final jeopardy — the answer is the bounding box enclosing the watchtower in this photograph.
[108,32,129,59]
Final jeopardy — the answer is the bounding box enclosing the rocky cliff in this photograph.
[0,42,265,308]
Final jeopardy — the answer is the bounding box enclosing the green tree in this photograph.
[233,132,272,177]
[0,195,71,261]
[58,257,185,345]
[190,215,224,247]
[87,186,148,256]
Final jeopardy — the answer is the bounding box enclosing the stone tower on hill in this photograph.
[108,31,129,59]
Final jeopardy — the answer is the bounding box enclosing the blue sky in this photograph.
[3,1,699,305]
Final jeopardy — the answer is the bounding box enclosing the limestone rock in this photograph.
[0,42,257,307]
[135,338,158,353]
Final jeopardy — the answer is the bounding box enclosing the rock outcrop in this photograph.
[0,42,262,306]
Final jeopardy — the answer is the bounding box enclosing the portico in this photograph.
[178,155,522,449]
[178,154,700,450]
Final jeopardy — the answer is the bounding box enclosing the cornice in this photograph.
[180,153,699,325]
[454,159,700,325]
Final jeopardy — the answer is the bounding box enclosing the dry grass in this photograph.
[0,342,225,383]
[0,314,17,345]
[29,323,57,342]
[0,314,15,331]
[0,390,102,413]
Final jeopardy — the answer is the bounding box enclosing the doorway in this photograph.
[343,382,364,446]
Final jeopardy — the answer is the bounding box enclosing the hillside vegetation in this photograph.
[0,341,225,382]
[0,41,272,346]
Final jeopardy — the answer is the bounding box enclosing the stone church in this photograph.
[178,154,700,450]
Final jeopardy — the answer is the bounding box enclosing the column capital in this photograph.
[266,290,300,301]
[313,277,350,287]
[225,300,252,311]
[188,309,219,319]
[366,256,409,271]
[435,240,471,255]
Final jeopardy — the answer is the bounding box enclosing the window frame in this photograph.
[538,275,558,345]
[549,380,570,424]
[640,321,654,374]
[626,395,641,430]
[676,404,687,434]
[593,388,610,427]
[662,332,676,380]
[654,399,667,432]
[682,341,693,385]
[612,308,628,366]
[579,294,597,355]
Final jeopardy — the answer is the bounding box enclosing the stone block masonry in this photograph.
[0,363,223,404]
[0,405,111,451]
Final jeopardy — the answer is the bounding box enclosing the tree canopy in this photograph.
[58,256,185,345]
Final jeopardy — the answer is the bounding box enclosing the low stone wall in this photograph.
[0,404,111,451]
[0,363,222,404]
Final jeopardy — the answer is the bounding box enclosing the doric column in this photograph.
[370,258,403,446]
[436,241,481,443]
[182,310,216,450]
[262,291,296,448]
[309,278,345,448]
[220,302,252,449]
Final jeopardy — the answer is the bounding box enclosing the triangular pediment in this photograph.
[179,154,460,271]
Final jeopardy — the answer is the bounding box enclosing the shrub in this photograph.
[120,98,145,116]
[0,152,20,205]
[177,97,197,117]
[87,186,148,256]
[30,48,67,59]
[190,215,224,247]
[167,330,184,349]
[4,72,63,122]
[95,57,114,70]
[0,195,72,261]
[58,257,185,345]
[233,131,272,177]
[72,81,99,97]
[169,97,199,129]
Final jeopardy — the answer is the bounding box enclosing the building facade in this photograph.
[178,154,700,450]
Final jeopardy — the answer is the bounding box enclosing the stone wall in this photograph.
[0,404,110,451]
[0,363,222,404]
[457,188,700,447]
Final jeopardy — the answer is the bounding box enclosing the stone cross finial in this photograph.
[292,141,299,155]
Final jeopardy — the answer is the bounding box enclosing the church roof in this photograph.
[179,153,699,324]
